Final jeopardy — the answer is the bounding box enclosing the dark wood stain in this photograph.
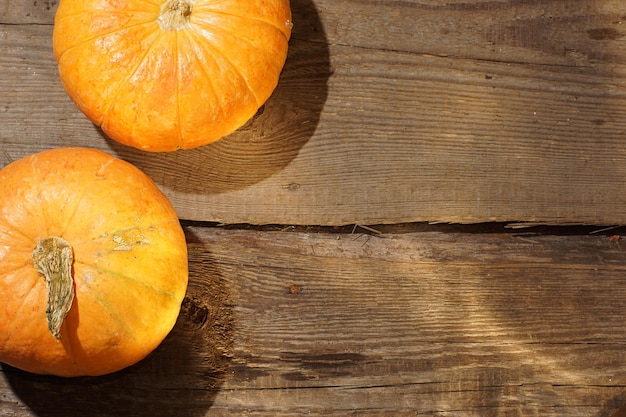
[587,27,624,40]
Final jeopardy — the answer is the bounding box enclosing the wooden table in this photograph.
[2,0,626,415]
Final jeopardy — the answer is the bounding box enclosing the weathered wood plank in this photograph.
[2,227,626,416]
[1,1,626,225]
[0,0,58,24]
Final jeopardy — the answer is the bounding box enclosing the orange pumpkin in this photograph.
[52,0,293,152]
[0,148,188,376]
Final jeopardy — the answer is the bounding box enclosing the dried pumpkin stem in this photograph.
[158,0,193,31]
[32,237,74,340]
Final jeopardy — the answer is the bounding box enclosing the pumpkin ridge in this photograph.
[174,29,184,149]
[55,0,161,17]
[52,176,94,243]
[1,275,40,348]
[28,155,57,238]
[54,8,158,21]
[0,261,36,282]
[193,8,292,41]
[55,156,120,248]
[0,160,50,244]
[177,29,224,121]
[186,26,262,107]
[74,260,181,300]
[100,28,168,136]
[0,216,37,247]
[78,278,140,343]
[54,15,160,64]
[27,151,99,241]
[192,13,286,70]
[26,155,69,239]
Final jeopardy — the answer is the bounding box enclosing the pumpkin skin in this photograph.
[0,148,188,376]
[52,0,293,152]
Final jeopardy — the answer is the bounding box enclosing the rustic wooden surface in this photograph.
[3,0,626,416]
[1,0,626,225]
[2,226,626,416]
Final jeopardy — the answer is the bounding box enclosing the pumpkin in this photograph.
[52,0,293,152]
[0,148,188,376]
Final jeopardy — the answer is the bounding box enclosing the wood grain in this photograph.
[3,2,626,415]
[1,1,626,225]
[2,226,626,416]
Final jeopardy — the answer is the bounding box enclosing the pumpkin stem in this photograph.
[158,0,193,31]
[32,237,74,340]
